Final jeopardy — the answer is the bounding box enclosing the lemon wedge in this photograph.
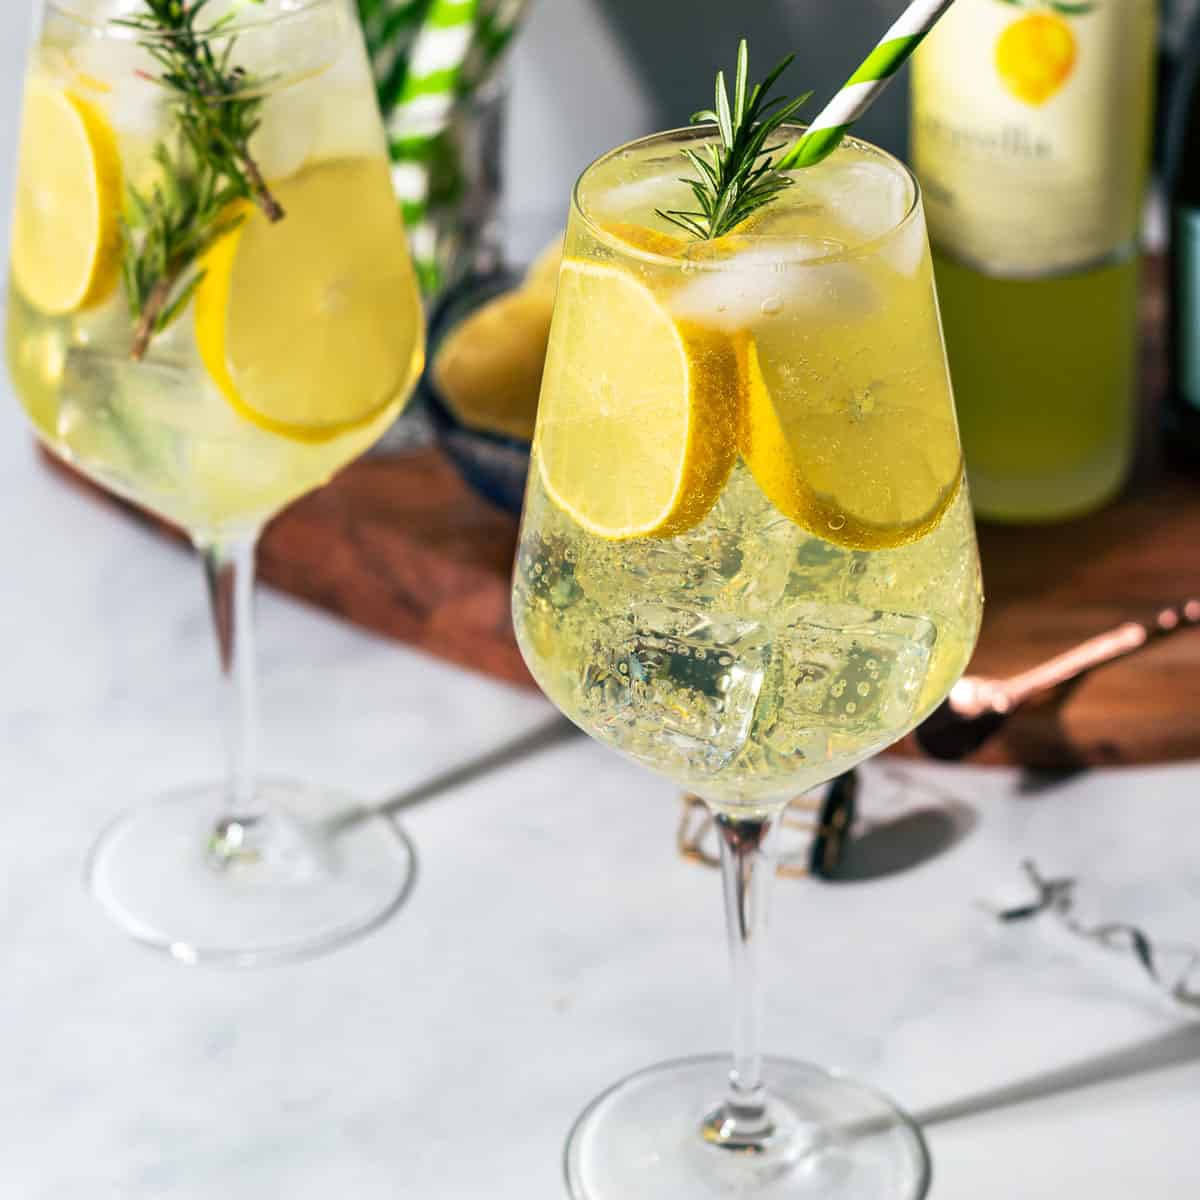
[536,259,738,540]
[600,221,690,258]
[194,156,423,443]
[10,81,121,315]
[740,338,962,550]
[433,289,554,441]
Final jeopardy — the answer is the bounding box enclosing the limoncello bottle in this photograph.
[1166,4,1200,464]
[911,0,1158,521]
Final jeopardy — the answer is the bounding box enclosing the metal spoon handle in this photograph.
[1000,621,1149,709]
[949,601,1200,721]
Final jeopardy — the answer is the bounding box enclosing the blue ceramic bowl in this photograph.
[420,267,535,516]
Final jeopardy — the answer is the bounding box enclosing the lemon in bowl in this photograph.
[423,240,561,512]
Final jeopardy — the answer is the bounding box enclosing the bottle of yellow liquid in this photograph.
[911,0,1157,522]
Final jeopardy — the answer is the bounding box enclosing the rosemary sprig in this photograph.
[115,0,285,359]
[657,40,810,241]
[121,141,248,357]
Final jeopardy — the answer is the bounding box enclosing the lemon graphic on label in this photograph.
[995,9,1083,107]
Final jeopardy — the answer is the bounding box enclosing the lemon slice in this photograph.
[433,289,553,441]
[601,220,689,258]
[740,338,961,550]
[601,219,760,263]
[536,259,738,539]
[10,81,121,315]
[195,156,423,443]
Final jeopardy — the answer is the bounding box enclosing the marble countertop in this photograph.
[3,385,1200,1198]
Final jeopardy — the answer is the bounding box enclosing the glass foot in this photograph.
[86,779,415,966]
[565,1055,930,1200]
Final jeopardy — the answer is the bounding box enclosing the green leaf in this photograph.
[682,147,719,189]
[157,269,205,332]
[666,42,809,239]
[732,39,748,130]
[714,69,734,148]
[117,0,284,355]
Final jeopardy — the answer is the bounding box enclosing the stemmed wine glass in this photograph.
[6,0,424,964]
[513,124,982,1197]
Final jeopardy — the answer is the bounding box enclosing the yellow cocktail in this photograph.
[515,131,981,807]
[513,123,981,1198]
[5,0,424,963]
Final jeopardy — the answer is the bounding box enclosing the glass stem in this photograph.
[704,807,785,1151]
[200,533,263,865]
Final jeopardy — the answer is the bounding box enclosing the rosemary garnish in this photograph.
[657,40,810,241]
[115,0,285,359]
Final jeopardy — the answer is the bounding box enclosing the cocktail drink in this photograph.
[513,126,981,1196]
[6,0,424,964]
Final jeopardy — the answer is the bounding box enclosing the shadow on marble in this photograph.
[1016,766,1091,795]
[830,801,977,883]
[324,715,580,836]
[916,1024,1200,1128]
[822,767,978,884]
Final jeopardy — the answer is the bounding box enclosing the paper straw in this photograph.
[387,0,479,138]
[358,0,435,116]
[362,0,528,293]
[779,0,957,169]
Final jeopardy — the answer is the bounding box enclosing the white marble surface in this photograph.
[4,372,1200,1197]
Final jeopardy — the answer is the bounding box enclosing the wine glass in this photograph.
[512,126,982,1197]
[6,0,424,964]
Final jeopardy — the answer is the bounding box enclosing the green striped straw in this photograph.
[384,0,528,294]
[388,0,478,134]
[384,0,479,290]
[779,0,957,170]
[358,0,435,117]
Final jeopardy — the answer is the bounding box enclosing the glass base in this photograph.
[86,779,415,966]
[565,1055,930,1200]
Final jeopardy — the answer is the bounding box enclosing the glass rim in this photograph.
[571,124,924,272]
[43,0,333,41]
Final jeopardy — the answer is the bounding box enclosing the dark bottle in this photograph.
[1167,4,1200,464]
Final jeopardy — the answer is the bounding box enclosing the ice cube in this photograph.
[591,172,695,229]
[222,0,346,91]
[760,608,934,759]
[57,349,190,500]
[64,38,162,137]
[880,211,928,279]
[668,244,879,331]
[516,531,585,614]
[72,0,145,18]
[569,469,787,615]
[782,537,849,603]
[580,605,769,776]
[793,157,912,245]
[249,89,317,180]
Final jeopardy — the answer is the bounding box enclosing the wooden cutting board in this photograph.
[40,258,1200,767]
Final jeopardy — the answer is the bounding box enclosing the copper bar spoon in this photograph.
[916,600,1200,760]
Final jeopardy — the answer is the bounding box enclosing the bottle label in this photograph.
[911,0,1156,277]
[1176,209,1200,412]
